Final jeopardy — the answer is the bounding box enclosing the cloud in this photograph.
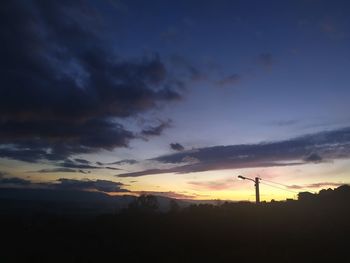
[58,159,101,169]
[0,148,61,163]
[170,143,185,151]
[109,159,138,165]
[35,168,79,173]
[30,159,121,173]
[97,159,138,166]
[288,182,345,190]
[118,168,177,177]
[0,177,31,186]
[217,74,241,87]
[105,166,122,170]
[304,153,323,163]
[141,120,172,137]
[188,178,234,191]
[117,127,350,177]
[74,158,91,164]
[0,0,184,163]
[55,178,129,192]
[0,176,129,193]
[133,191,197,199]
[79,170,91,174]
[267,120,299,127]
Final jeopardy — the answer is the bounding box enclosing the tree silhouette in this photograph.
[169,199,179,212]
[128,194,159,212]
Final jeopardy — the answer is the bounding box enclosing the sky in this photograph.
[0,0,350,201]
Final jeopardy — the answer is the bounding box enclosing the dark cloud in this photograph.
[141,120,172,137]
[118,168,177,178]
[0,0,184,163]
[170,143,185,151]
[31,159,121,173]
[35,168,78,173]
[217,74,241,87]
[117,162,302,177]
[56,159,122,172]
[0,148,59,163]
[74,158,91,164]
[134,191,197,199]
[117,127,350,177]
[79,170,91,174]
[304,153,323,163]
[58,159,101,169]
[105,166,122,170]
[0,177,31,186]
[0,176,129,193]
[112,159,138,165]
[98,159,138,166]
[55,178,129,192]
[0,119,135,162]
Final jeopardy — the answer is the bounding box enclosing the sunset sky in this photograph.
[1,0,350,201]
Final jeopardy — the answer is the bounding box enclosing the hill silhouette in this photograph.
[1,185,350,262]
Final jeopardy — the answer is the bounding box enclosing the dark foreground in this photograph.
[1,186,350,263]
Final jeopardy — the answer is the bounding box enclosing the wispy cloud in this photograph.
[217,74,241,87]
[34,168,79,173]
[141,119,172,137]
[97,159,138,166]
[133,191,198,199]
[117,127,350,177]
[28,158,122,174]
[288,182,345,190]
[267,120,299,127]
[188,178,234,191]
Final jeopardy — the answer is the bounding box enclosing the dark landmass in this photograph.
[1,185,350,262]
[0,188,192,216]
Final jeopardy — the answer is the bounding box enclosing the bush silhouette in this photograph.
[127,194,159,213]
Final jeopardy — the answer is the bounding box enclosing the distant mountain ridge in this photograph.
[0,188,190,215]
[1,185,349,216]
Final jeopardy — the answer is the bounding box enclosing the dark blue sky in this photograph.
[0,0,349,200]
